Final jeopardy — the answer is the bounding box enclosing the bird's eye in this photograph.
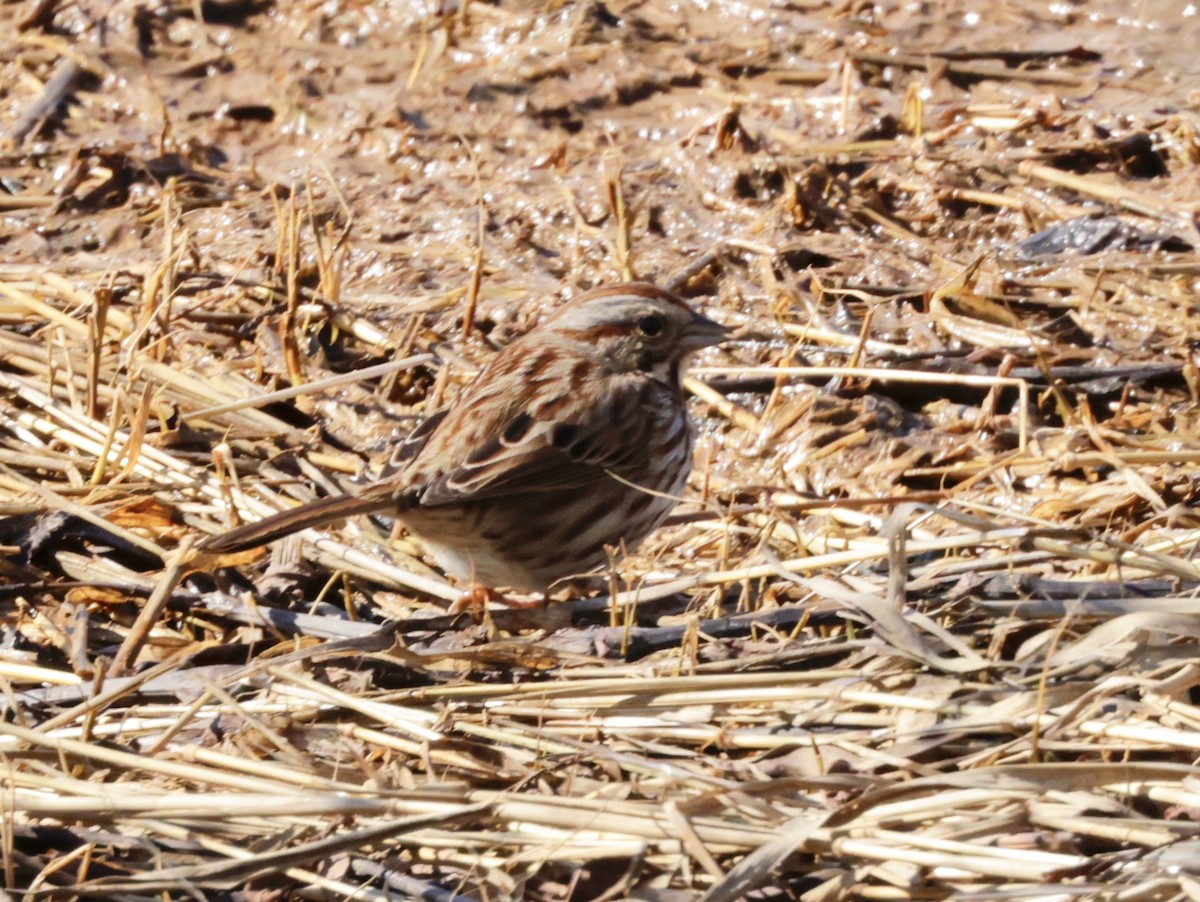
[637,314,665,337]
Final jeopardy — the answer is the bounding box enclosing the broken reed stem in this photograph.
[184,354,435,419]
[694,365,1031,451]
[106,537,195,678]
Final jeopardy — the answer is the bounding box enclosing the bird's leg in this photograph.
[447,586,547,613]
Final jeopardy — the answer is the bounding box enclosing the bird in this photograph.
[202,282,729,593]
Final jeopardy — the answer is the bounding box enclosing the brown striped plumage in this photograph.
[203,283,728,592]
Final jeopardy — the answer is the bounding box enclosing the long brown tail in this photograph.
[202,493,394,554]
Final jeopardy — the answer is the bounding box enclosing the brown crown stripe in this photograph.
[559,324,632,341]
[564,282,691,310]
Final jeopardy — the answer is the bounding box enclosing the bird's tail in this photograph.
[202,492,393,554]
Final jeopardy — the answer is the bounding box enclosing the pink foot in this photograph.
[447,586,546,613]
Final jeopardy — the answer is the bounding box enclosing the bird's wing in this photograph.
[379,407,449,478]
[405,378,651,507]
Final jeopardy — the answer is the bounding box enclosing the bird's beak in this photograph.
[681,312,731,351]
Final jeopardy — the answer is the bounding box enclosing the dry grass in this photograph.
[2,0,1200,899]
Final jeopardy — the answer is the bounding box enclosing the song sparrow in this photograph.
[203,282,729,592]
